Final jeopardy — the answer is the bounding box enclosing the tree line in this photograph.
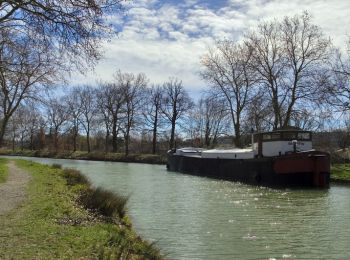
[6,75,194,154]
[1,7,350,154]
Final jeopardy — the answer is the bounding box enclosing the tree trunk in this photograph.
[21,134,24,151]
[152,111,158,154]
[234,110,242,148]
[73,126,78,152]
[125,133,129,156]
[54,129,59,153]
[30,132,34,150]
[169,119,176,149]
[12,135,15,151]
[87,130,91,153]
[0,116,10,147]
[112,121,117,153]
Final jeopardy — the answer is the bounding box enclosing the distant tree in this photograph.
[65,89,83,152]
[200,95,230,147]
[114,71,148,156]
[27,108,42,150]
[161,78,193,149]
[7,108,25,150]
[46,98,69,152]
[78,86,98,153]
[97,82,125,153]
[142,85,163,154]
[10,104,42,150]
[184,94,229,147]
[325,38,350,112]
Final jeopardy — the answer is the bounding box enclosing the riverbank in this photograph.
[0,149,167,165]
[0,159,162,259]
[331,163,350,184]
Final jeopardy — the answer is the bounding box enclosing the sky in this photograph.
[71,0,350,98]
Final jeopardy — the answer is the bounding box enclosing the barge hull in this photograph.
[167,152,330,188]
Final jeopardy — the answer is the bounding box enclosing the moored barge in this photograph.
[167,129,330,188]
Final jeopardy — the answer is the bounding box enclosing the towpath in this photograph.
[0,161,31,216]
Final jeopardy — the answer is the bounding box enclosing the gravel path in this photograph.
[0,161,31,216]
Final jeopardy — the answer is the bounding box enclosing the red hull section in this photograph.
[273,151,330,188]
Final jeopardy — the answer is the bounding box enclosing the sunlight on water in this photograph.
[9,157,350,259]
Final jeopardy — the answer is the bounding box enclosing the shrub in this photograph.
[51,163,62,169]
[62,168,90,186]
[80,187,128,219]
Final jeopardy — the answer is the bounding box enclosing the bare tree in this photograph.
[325,38,350,112]
[245,90,274,132]
[290,108,323,131]
[7,107,28,150]
[246,12,332,129]
[26,103,42,150]
[0,0,124,147]
[184,94,230,147]
[200,95,229,147]
[96,87,113,153]
[113,71,147,156]
[201,41,256,147]
[0,0,124,70]
[0,28,56,146]
[46,97,69,152]
[65,88,83,152]
[78,86,97,153]
[97,82,125,153]
[142,85,163,154]
[161,78,193,149]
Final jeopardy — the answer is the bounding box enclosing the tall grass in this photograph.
[51,163,62,169]
[60,167,128,220]
[61,168,90,186]
[80,187,129,219]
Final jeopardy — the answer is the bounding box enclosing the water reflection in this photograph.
[6,156,350,259]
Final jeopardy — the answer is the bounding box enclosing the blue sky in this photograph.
[71,0,350,98]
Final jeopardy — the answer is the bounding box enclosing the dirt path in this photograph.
[0,161,31,216]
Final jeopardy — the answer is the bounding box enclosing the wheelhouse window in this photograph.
[262,132,281,141]
[297,132,311,141]
[282,131,311,141]
[282,132,297,140]
[258,131,311,142]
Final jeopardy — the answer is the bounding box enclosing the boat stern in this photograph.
[273,151,330,188]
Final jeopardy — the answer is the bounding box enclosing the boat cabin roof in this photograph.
[254,130,312,142]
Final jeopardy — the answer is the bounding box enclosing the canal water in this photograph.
[10,157,350,259]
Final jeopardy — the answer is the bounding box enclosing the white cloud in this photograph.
[70,0,350,99]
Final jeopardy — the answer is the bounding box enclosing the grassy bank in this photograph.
[331,163,350,184]
[0,160,162,259]
[0,149,166,165]
[0,158,8,183]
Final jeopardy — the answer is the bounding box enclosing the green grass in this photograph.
[0,160,162,259]
[331,163,350,183]
[0,158,8,183]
